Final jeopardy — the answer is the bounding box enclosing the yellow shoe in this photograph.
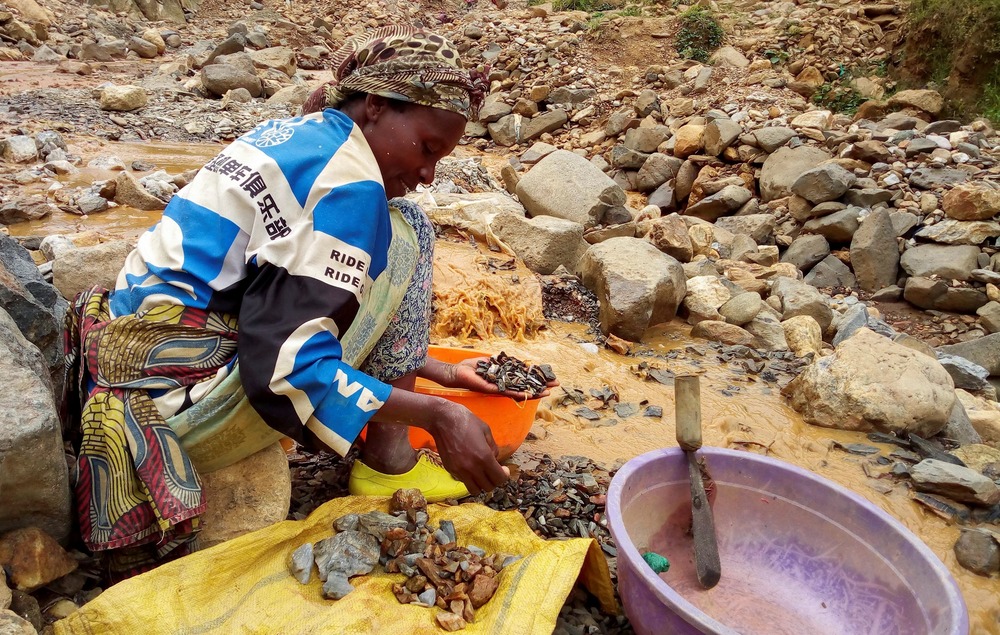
[348,451,471,502]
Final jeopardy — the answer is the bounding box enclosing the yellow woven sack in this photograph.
[55,497,617,635]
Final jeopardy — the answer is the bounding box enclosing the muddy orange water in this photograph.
[10,144,998,633]
[6,141,221,238]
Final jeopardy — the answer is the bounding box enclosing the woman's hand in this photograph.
[449,357,559,400]
[428,400,509,495]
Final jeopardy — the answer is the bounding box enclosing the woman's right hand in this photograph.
[428,400,509,495]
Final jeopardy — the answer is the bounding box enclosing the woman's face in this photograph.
[362,97,467,199]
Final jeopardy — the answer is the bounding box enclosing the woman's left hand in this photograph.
[449,357,559,400]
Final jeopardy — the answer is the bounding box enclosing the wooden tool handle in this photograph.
[675,375,702,452]
[687,452,722,589]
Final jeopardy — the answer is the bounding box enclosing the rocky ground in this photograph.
[1,0,999,632]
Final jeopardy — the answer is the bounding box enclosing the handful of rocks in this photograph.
[288,488,518,631]
[475,351,556,397]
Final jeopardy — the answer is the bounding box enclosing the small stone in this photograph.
[313,530,379,580]
[438,520,457,545]
[417,588,437,606]
[436,611,467,631]
[322,572,355,600]
[289,543,314,584]
[0,527,78,592]
[333,514,360,532]
[468,572,500,608]
[953,529,1000,576]
[0,609,34,635]
[390,488,427,521]
[43,598,79,620]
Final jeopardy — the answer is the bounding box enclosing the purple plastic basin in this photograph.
[607,448,969,635]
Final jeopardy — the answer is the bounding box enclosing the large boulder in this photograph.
[0,308,71,542]
[683,275,732,324]
[114,171,167,211]
[782,328,955,437]
[490,212,587,275]
[850,208,899,292]
[690,320,755,346]
[200,64,263,98]
[900,244,980,281]
[575,237,686,341]
[791,163,857,204]
[746,311,789,351]
[1,136,37,163]
[99,85,147,112]
[516,150,626,228]
[0,235,67,389]
[781,234,830,273]
[644,213,693,262]
[914,220,1000,245]
[0,527,77,592]
[938,334,1000,375]
[771,277,833,332]
[714,214,775,245]
[683,185,751,221]
[942,183,1000,221]
[888,89,944,116]
[782,315,823,357]
[759,145,831,202]
[703,119,742,156]
[96,0,189,22]
[52,241,133,301]
[196,443,291,550]
[804,254,856,288]
[249,46,297,78]
[801,207,861,243]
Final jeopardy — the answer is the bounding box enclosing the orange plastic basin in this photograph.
[363,345,541,462]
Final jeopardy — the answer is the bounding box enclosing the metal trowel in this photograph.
[674,375,721,589]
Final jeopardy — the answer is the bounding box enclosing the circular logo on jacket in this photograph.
[254,123,295,147]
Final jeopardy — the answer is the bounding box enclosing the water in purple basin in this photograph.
[609,448,968,635]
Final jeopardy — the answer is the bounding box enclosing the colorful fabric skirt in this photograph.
[63,200,435,578]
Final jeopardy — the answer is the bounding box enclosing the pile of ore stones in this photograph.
[288,488,518,631]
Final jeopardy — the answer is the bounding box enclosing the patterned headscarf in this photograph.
[301,26,487,120]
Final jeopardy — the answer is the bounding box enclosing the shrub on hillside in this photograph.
[675,6,723,62]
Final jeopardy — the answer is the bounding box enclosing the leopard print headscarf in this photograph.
[302,26,487,119]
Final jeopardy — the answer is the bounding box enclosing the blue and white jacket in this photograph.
[110,109,394,452]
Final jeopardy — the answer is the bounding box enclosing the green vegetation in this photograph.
[619,5,643,16]
[586,11,607,31]
[811,83,867,115]
[675,6,724,62]
[983,74,1000,123]
[902,0,1000,122]
[551,0,613,12]
[763,48,789,66]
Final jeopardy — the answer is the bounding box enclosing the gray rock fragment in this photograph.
[313,530,380,581]
[322,572,355,600]
[832,304,895,347]
[289,543,314,584]
[935,353,991,394]
[953,529,1000,577]
[356,511,408,541]
[910,459,1000,506]
[417,588,437,606]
